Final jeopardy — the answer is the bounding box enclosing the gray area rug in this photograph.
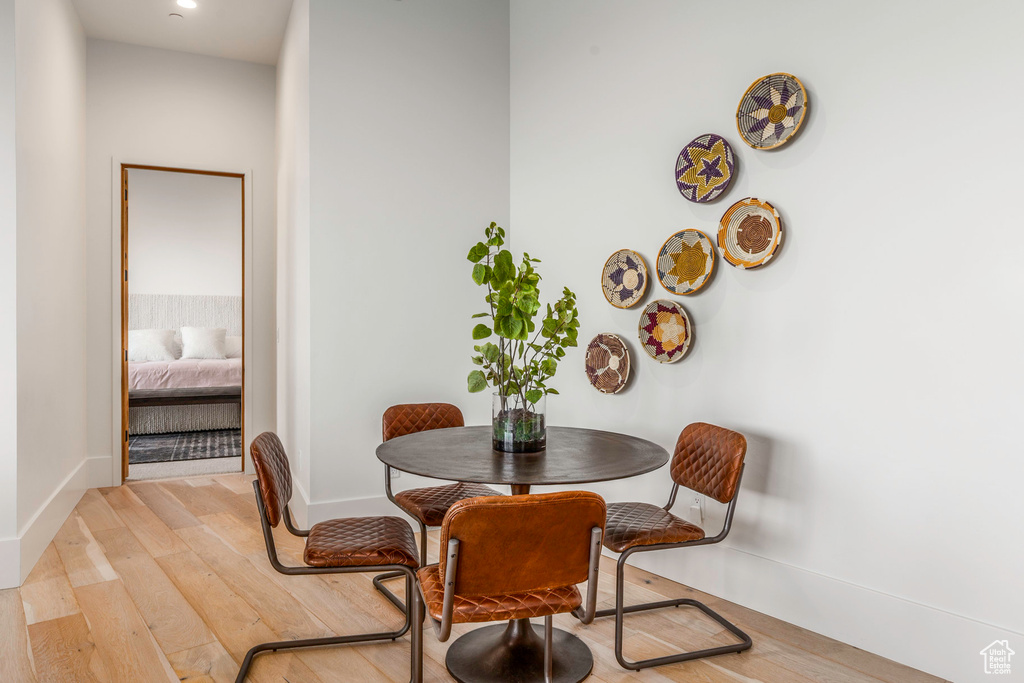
[129,429,241,464]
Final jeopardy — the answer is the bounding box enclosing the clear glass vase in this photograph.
[492,392,546,453]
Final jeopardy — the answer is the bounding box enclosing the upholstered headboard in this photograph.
[129,294,242,336]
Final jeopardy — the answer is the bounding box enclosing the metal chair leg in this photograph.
[593,551,752,671]
[373,519,429,616]
[544,614,553,683]
[237,565,421,682]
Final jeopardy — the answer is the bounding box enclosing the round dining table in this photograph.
[376,425,669,683]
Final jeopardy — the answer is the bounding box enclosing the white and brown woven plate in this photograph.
[718,198,783,269]
[585,333,631,394]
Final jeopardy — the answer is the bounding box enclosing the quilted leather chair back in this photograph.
[382,403,464,442]
[440,491,606,596]
[669,423,746,504]
[249,432,294,528]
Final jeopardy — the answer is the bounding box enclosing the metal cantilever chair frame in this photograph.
[424,526,604,683]
[236,479,423,683]
[594,466,751,671]
[372,466,429,614]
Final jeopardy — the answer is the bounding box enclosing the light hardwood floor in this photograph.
[0,474,946,683]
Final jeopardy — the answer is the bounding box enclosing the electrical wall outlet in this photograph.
[689,496,704,526]
[390,468,401,479]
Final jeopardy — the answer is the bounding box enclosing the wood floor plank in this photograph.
[76,489,125,534]
[161,480,238,518]
[52,511,119,587]
[176,524,334,641]
[213,473,257,495]
[155,550,324,683]
[165,641,239,683]
[27,612,110,683]
[110,498,190,558]
[98,485,145,510]
[93,527,216,655]
[20,543,79,625]
[0,588,38,682]
[126,482,202,530]
[74,580,179,683]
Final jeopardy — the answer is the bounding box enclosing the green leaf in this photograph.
[472,324,492,340]
[467,242,489,263]
[547,388,559,395]
[467,370,488,393]
[471,263,487,285]
[480,342,500,363]
[525,389,543,405]
[493,250,515,283]
[471,312,490,319]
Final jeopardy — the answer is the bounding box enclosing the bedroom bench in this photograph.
[128,386,242,408]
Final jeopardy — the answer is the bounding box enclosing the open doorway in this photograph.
[120,164,245,481]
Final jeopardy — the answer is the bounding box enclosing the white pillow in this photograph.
[181,327,227,359]
[225,335,242,359]
[127,329,176,362]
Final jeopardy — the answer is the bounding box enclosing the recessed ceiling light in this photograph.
[177,0,197,8]
[169,12,183,18]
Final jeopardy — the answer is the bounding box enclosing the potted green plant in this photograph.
[466,222,579,452]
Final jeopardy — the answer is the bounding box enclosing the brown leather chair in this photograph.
[374,403,501,612]
[418,491,606,682]
[238,432,423,683]
[594,422,752,670]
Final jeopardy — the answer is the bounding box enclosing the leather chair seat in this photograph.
[304,516,419,568]
[417,564,582,623]
[394,482,502,527]
[603,501,704,553]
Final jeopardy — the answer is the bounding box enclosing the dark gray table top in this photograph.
[376,425,669,487]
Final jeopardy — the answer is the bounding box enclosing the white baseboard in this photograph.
[626,544,1022,683]
[0,536,19,589]
[12,456,109,587]
[304,492,402,526]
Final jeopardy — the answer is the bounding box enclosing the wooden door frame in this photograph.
[115,162,249,483]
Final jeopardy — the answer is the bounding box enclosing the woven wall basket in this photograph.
[675,133,735,203]
[638,300,692,363]
[718,197,783,269]
[736,73,808,150]
[656,229,715,295]
[601,249,648,308]
[584,333,631,394]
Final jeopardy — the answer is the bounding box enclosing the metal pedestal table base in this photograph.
[445,618,593,683]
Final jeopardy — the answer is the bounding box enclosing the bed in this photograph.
[128,293,242,435]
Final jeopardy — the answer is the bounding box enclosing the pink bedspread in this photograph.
[128,359,242,391]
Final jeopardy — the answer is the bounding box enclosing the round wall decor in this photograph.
[656,230,715,295]
[638,300,692,363]
[718,198,783,269]
[601,249,648,308]
[736,73,808,150]
[675,134,735,203]
[584,333,630,394]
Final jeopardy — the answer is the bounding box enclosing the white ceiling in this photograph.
[71,0,294,66]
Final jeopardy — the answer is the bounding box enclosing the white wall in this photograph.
[304,0,509,509]
[509,2,1024,681]
[128,168,243,297]
[275,0,311,515]
[12,0,90,584]
[85,41,277,477]
[0,0,18,584]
